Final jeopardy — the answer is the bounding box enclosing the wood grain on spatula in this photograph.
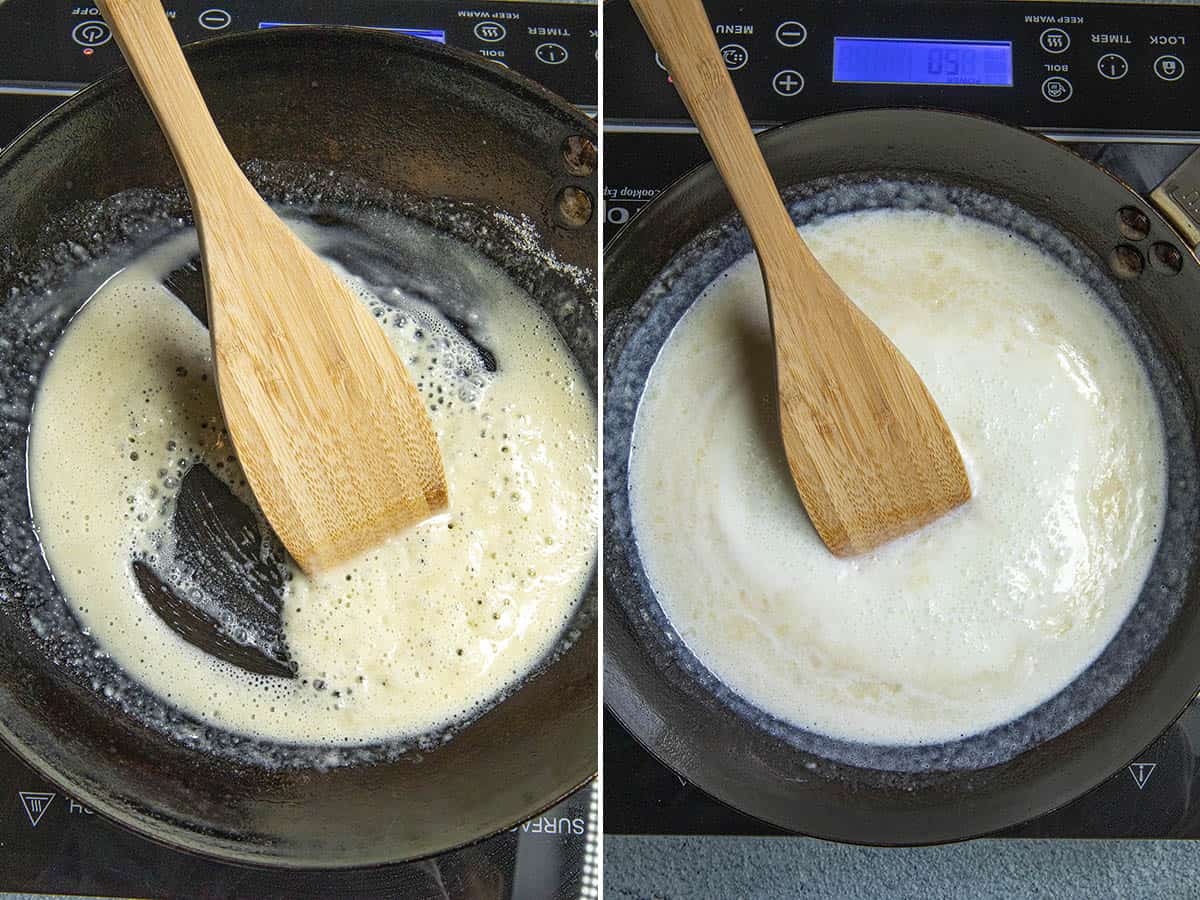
[630,0,970,555]
[97,0,448,573]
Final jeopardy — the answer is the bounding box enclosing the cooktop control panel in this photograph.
[0,0,596,147]
[605,0,1199,138]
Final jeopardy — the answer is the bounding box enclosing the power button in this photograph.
[72,20,111,47]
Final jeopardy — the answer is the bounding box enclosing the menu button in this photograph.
[721,43,748,70]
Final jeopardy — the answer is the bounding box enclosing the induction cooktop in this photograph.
[602,0,1200,840]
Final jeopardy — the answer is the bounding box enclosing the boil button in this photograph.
[1041,75,1073,102]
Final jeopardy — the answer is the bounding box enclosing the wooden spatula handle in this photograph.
[630,0,810,257]
[96,0,252,217]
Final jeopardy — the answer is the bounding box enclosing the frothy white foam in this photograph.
[629,208,1167,746]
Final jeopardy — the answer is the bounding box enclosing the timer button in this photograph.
[535,42,569,65]
[775,21,808,47]
[1097,52,1129,80]
[773,69,805,96]
[1039,28,1070,54]
[1041,75,1073,102]
[1154,54,1185,81]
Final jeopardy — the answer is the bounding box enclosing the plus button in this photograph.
[772,69,805,96]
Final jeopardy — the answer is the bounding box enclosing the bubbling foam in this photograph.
[28,212,597,746]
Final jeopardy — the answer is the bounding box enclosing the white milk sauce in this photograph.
[630,208,1167,745]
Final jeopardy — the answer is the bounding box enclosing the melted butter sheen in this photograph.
[630,209,1167,746]
[30,226,596,745]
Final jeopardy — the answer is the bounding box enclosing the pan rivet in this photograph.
[1117,206,1151,241]
[561,136,596,176]
[1109,245,1145,280]
[1150,242,1184,276]
[555,186,593,228]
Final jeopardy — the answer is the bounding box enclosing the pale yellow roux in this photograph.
[29,230,597,745]
[630,208,1167,745]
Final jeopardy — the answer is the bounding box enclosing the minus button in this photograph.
[776,21,808,48]
[198,9,232,30]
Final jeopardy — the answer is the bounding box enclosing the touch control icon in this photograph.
[775,21,808,47]
[535,42,569,65]
[474,21,506,42]
[721,44,748,71]
[1039,28,1070,53]
[1154,54,1185,81]
[18,791,54,827]
[1041,75,1073,103]
[1129,762,1157,790]
[772,69,805,97]
[71,20,111,47]
[1097,53,1128,80]
[198,9,231,30]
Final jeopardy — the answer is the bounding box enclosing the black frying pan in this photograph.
[0,28,596,867]
[604,108,1200,845]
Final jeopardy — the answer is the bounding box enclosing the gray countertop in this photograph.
[604,837,1200,898]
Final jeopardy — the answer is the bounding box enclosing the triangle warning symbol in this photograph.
[1128,762,1157,790]
[18,791,55,827]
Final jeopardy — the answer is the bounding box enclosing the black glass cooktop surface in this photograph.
[604,707,1200,838]
[0,745,595,898]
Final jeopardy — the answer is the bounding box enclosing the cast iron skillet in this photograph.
[604,108,1200,845]
[0,29,596,867]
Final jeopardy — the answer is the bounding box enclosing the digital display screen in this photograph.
[257,23,447,44]
[833,37,1012,86]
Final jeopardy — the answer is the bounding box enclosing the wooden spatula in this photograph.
[631,0,970,556]
[97,0,448,573]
